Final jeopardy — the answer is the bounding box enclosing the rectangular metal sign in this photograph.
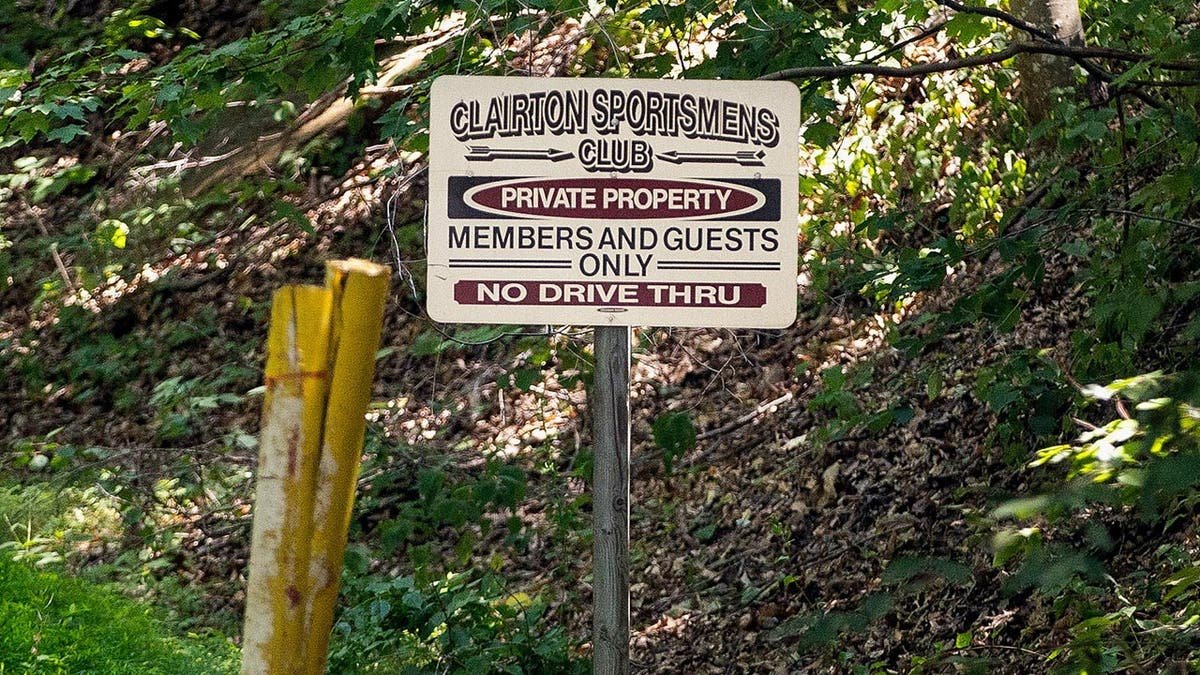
[427,76,800,328]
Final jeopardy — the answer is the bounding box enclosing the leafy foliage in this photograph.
[652,411,696,474]
[990,372,1200,670]
[329,570,582,673]
[1,0,1199,670]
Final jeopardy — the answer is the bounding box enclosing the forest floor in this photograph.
[2,144,1178,672]
[2,4,1193,674]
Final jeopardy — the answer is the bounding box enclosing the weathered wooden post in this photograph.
[592,325,631,673]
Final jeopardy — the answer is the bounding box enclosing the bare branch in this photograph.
[869,19,949,64]
[929,0,1186,108]
[935,0,1058,43]
[1129,78,1200,88]
[762,42,1066,81]
[696,392,793,441]
[758,40,1199,83]
[936,0,1200,72]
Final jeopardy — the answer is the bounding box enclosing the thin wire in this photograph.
[385,159,424,302]
[380,164,591,348]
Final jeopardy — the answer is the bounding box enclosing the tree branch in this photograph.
[760,1,1196,112]
[936,0,1058,43]
[936,0,1098,84]
[1129,78,1200,88]
[932,0,1165,108]
[758,40,1199,83]
[869,19,949,64]
[935,0,1199,72]
[761,42,1073,80]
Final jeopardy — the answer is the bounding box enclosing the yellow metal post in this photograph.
[240,260,390,675]
[303,259,391,673]
[241,286,332,675]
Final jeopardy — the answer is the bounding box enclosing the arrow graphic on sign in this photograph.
[465,146,574,162]
[656,149,766,166]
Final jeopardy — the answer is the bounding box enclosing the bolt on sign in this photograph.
[428,76,800,328]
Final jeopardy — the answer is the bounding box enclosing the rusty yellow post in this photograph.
[303,259,391,673]
[241,286,333,675]
[240,259,390,675]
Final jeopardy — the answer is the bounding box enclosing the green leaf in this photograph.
[926,371,943,400]
[1060,240,1091,257]
[273,199,314,235]
[944,13,992,42]
[44,124,87,143]
[821,365,845,390]
[52,103,85,121]
[97,219,129,249]
[155,82,184,105]
[513,367,540,392]
[882,556,972,587]
[993,495,1051,520]
[211,40,248,59]
[449,325,514,346]
[652,411,696,474]
[1140,454,1200,518]
[342,543,371,575]
[1163,565,1200,602]
[1124,292,1163,341]
[410,331,444,356]
[804,121,839,147]
[345,0,381,20]
[984,384,1020,412]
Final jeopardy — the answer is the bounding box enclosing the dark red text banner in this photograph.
[453,280,766,308]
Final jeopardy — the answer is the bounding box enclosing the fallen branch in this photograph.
[182,22,465,196]
[697,392,794,441]
[152,250,247,295]
[27,204,76,293]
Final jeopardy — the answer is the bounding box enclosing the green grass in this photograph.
[0,555,238,674]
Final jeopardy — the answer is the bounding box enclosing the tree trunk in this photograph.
[1012,0,1085,122]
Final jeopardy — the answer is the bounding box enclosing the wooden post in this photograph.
[592,325,631,674]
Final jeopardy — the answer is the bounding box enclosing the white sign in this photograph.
[427,76,800,328]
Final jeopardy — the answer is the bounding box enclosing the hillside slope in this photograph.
[3,1,1199,672]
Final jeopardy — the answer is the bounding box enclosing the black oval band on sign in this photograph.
[447,176,780,222]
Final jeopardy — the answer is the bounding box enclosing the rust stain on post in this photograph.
[286,429,299,477]
[240,260,390,675]
[240,285,332,675]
